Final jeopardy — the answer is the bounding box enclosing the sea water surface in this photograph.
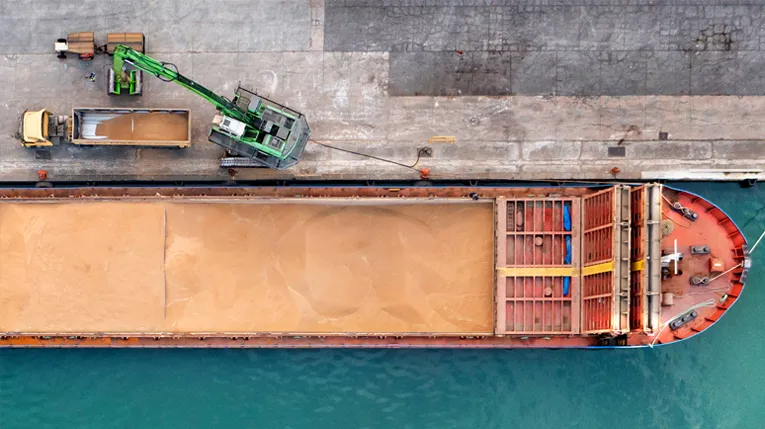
[0,182,763,428]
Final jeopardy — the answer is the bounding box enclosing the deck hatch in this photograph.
[495,197,581,335]
[580,186,631,334]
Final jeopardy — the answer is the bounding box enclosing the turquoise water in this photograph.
[1,182,763,428]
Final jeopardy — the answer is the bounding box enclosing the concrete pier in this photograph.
[1,0,764,182]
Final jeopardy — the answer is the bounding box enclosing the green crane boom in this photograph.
[109,45,310,170]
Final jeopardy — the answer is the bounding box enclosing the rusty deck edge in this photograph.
[0,186,596,200]
[0,336,600,348]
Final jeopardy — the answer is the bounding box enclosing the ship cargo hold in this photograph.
[0,184,750,348]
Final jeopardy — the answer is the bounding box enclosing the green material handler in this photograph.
[108,44,310,170]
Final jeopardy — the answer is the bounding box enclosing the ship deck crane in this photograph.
[109,45,310,170]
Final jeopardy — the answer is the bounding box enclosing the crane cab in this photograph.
[213,87,310,170]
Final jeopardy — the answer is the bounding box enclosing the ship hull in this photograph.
[0,184,749,349]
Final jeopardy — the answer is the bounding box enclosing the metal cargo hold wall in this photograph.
[629,184,662,332]
[580,186,631,334]
[644,184,663,332]
[630,185,647,331]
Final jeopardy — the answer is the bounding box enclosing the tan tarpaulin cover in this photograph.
[0,202,494,334]
[65,32,94,54]
[106,32,144,54]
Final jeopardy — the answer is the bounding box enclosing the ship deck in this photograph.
[0,185,748,348]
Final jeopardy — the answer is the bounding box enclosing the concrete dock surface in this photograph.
[1,0,764,182]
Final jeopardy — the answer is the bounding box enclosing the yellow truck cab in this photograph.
[20,110,53,147]
[19,110,71,147]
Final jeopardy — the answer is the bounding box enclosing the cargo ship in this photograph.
[0,183,750,348]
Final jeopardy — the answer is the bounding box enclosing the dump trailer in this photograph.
[72,108,190,147]
[19,108,191,148]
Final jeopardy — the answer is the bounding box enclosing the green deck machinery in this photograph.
[108,45,310,170]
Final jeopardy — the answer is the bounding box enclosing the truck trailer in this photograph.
[19,108,191,148]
